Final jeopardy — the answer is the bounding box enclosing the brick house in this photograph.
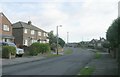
[12,21,49,47]
[0,12,14,42]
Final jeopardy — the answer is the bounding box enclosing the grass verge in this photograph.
[79,66,95,75]
[94,51,101,59]
[47,53,62,58]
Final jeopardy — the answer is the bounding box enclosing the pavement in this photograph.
[85,51,118,75]
[2,51,65,67]
[2,55,46,67]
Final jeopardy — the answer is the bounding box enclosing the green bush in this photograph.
[29,42,40,56]
[29,43,50,56]
[2,46,16,58]
[40,43,50,54]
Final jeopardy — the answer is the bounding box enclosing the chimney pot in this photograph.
[28,21,32,25]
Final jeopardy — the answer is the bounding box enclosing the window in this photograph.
[44,33,46,36]
[46,33,48,37]
[31,40,37,43]
[31,30,35,35]
[24,29,27,33]
[24,40,28,46]
[3,25,9,31]
[38,32,41,36]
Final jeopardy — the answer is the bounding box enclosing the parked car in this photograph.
[0,42,24,57]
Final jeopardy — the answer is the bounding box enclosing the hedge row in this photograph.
[2,46,16,59]
[29,43,50,56]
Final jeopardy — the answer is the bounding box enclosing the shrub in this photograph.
[2,46,16,58]
[29,43,50,56]
[38,43,50,54]
[29,42,40,56]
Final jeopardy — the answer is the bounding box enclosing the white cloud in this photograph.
[1,0,119,42]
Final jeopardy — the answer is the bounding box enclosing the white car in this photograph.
[0,42,24,57]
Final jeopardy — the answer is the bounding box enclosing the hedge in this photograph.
[2,46,16,58]
[29,43,50,56]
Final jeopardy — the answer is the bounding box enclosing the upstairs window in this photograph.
[31,30,35,35]
[3,25,9,31]
[24,29,28,33]
[44,33,46,36]
[46,33,48,37]
[38,32,41,36]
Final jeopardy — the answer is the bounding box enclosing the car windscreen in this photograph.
[8,43,16,47]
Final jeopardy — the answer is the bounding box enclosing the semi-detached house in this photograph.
[12,21,49,47]
[0,12,14,42]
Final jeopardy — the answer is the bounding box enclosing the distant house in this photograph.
[88,39,98,48]
[12,21,49,47]
[88,37,106,49]
[96,37,106,48]
[67,43,79,47]
[0,13,14,42]
[80,41,89,47]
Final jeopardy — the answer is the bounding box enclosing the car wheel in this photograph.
[18,54,23,57]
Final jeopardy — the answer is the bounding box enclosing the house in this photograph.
[88,37,106,49]
[12,21,49,47]
[67,43,79,47]
[96,37,106,48]
[0,13,14,42]
[88,39,98,48]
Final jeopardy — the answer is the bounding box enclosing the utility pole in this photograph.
[56,25,62,55]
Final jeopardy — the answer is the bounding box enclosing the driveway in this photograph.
[2,47,94,75]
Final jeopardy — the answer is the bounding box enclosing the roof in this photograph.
[0,12,12,25]
[12,21,47,32]
[89,39,98,43]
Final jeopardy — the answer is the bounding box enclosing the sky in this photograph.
[0,0,119,43]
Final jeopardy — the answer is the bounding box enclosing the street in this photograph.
[2,48,94,75]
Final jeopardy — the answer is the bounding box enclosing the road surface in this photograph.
[2,48,94,75]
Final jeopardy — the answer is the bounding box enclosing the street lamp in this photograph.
[67,32,69,44]
[56,25,62,55]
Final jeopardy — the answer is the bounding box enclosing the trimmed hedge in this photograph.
[2,46,16,58]
[29,43,50,56]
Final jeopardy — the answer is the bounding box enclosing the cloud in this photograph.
[0,0,119,42]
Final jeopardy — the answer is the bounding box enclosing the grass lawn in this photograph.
[79,66,95,75]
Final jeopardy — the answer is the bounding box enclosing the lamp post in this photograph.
[67,32,69,44]
[56,25,62,55]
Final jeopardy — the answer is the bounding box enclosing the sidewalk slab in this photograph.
[87,52,118,75]
[2,56,46,67]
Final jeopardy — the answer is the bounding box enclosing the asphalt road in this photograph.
[2,47,94,75]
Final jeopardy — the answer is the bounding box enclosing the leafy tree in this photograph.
[48,31,65,51]
[48,31,57,45]
[106,17,120,48]
[58,37,65,48]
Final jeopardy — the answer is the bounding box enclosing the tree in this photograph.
[58,37,65,48]
[106,17,120,48]
[48,31,56,45]
[48,31,65,51]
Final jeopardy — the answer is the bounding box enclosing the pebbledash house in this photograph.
[12,21,49,47]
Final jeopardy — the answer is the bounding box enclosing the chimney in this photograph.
[28,21,32,25]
